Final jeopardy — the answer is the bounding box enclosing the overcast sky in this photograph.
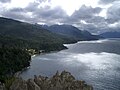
[0,0,120,34]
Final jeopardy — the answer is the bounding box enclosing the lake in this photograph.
[20,38,120,90]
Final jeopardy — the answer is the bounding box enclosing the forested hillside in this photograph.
[41,24,99,40]
[100,31,120,38]
[0,17,76,51]
[0,17,99,87]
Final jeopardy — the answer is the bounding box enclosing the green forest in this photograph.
[0,47,31,83]
[0,17,75,84]
[0,17,98,87]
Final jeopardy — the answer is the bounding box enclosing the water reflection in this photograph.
[20,39,120,90]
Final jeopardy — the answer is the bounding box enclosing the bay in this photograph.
[20,39,120,90]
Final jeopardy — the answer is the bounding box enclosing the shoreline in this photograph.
[16,39,101,83]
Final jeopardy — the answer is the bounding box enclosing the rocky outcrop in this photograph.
[0,82,6,90]
[10,78,28,90]
[10,71,93,90]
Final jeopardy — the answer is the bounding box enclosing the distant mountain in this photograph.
[0,17,61,42]
[0,17,100,52]
[100,31,120,38]
[0,17,76,51]
[41,24,99,40]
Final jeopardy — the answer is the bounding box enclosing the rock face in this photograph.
[10,71,93,90]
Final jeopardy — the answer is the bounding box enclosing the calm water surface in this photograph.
[20,39,120,90]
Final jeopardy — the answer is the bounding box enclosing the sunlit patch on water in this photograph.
[59,52,120,70]
[20,39,120,90]
[78,39,109,44]
[64,39,109,47]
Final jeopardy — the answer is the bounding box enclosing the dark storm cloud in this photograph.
[99,0,119,4]
[98,0,120,25]
[63,5,103,28]
[1,8,28,21]
[33,6,67,19]
[10,8,24,12]
[71,5,102,20]
[25,2,39,12]
[2,1,119,34]
[1,1,68,24]
[106,2,120,24]
[25,2,68,24]
[58,5,110,34]
[85,16,105,23]
[1,8,37,23]
[38,0,51,3]
[1,3,102,25]
[0,0,10,3]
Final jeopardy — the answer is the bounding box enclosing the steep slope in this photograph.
[81,30,100,40]
[0,17,76,51]
[0,17,62,42]
[100,31,120,38]
[41,24,99,40]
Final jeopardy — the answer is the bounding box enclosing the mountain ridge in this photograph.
[0,17,100,52]
[40,24,99,40]
[100,31,120,38]
[0,17,77,51]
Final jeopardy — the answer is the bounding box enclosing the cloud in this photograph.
[71,5,102,20]
[62,5,102,25]
[62,5,104,32]
[106,2,120,24]
[0,0,10,3]
[1,8,28,21]
[36,0,51,3]
[85,16,105,23]
[25,2,68,24]
[25,2,39,12]
[99,0,119,4]
[1,1,68,24]
[32,6,67,19]
[1,0,120,34]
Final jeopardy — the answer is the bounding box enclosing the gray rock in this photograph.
[9,71,93,90]
[27,79,41,90]
[0,82,6,90]
[10,78,28,90]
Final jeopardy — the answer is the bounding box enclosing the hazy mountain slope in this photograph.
[100,31,120,38]
[0,17,76,51]
[0,17,61,42]
[41,24,99,40]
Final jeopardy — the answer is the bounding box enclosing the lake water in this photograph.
[20,39,120,90]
